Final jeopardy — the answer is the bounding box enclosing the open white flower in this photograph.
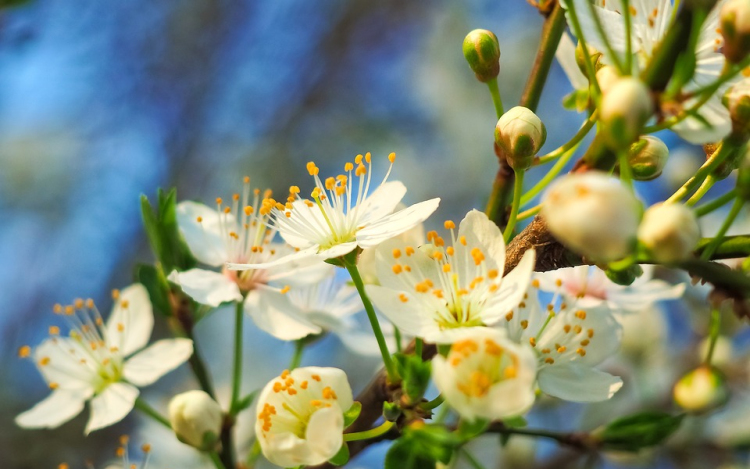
[227,153,440,268]
[432,328,537,422]
[170,178,330,308]
[256,367,354,468]
[559,0,736,143]
[534,265,685,314]
[366,210,536,344]
[498,282,624,402]
[16,284,193,434]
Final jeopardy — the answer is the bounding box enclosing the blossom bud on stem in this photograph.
[463,29,501,83]
[638,203,701,263]
[169,390,223,451]
[495,106,547,170]
[673,366,729,413]
[600,77,653,149]
[627,136,669,180]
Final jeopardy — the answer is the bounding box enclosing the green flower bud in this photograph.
[673,366,729,413]
[723,80,750,137]
[169,390,223,451]
[494,106,547,170]
[605,263,644,286]
[463,29,501,83]
[575,41,603,75]
[600,78,654,149]
[628,136,669,180]
[720,0,750,64]
[737,148,750,200]
[638,203,701,263]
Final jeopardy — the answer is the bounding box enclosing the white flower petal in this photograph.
[356,198,440,248]
[168,269,242,307]
[266,251,332,286]
[262,432,314,468]
[356,181,407,226]
[34,338,98,391]
[366,284,437,339]
[226,246,319,271]
[105,284,154,357]
[244,289,322,341]
[123,338,193,386]
[306,406,345,463]
[556,32,589,89]
[456,209,506,276]
[85,382,139,434]
[481,249,536,325]
[15,389,90,429]
[176,201,227,267]
[538,363,623,402]
[317,241,359,260]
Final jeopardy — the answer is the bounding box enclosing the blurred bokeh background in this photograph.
[2,0,747,468]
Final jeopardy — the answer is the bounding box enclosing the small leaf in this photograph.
[343,402,362,428]
[328,443,349,466]
[135,264,173,317]
[502,416,527,428]
[232,390,259,415]
[599,411,684,452]
[394,353,432,403]
[385,438,436,469]
[456,418,489,440]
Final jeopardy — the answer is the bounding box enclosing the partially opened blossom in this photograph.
[559,0,736,144]
[170,177,329,308]
[498,282,624,402]
[535,264,685,314]
[366,210,536,343]
[246,265,385,351]
[227,153,440,268]
[16,284,193,434]
[256,367,354,467]
[432,328,537,422]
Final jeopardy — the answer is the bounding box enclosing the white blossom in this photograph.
[559,0,737,144]
[366,210,536,344]
[16,285,193,434]
[256,367,354,467]
[168,390,223,451]
[534,264,685,314]
[638,203,701,263]
[227,153,440,269]
[432,328,537,421]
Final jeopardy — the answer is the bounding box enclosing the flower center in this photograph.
[450,338,520,398]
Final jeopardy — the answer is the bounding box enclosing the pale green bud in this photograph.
[721,0,750,63]
[169,390,223,451]
[674,366,729,413]
[600,78,653,149]
[628,136,669,180]
[638,203,700,263]
[723,80,750,136]
[595,66,620,95]
[575,41,603,75]
[463,29,501,83]
[494,106,547,170]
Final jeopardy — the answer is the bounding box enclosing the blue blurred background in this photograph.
[1,0,732,467]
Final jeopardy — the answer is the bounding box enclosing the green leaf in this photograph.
[599,411,685,452]
[502,416,527,428]
[385,438,437,469]
[328,443,350,466]
[456,418,489,440]
[140,189,196,273]
[135,264,173,317]
[385,425,459,469]
[393,353,431,403]
[343,402,362,428]
[232,390,259,415]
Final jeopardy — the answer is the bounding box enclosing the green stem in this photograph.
[701,197,745,260]
[696,235,750,259]
[583,0,626,74]
[667,144,730,204]
[522,146,579,205]
[415,337,424,359]
[185,331,217,399]
[245,439,262,468]
[705,308,722,365]
[421,394,445,410]
[208,452,228,469]
[504,169,525,243]
[519,2,567,112]
[617,150,634,190]
[696,189,737,216]
[487,78,504,119]
[344,262,397,382]
[518,204,542,220]
[535,112,597,166]
[686,174,716,206]
[289,339,305,370]
[230,301,244,411]
[394,326,403,353]
[622,0,633,73]
[134,397,170,428]
[344,420,395,442]
[565,0,602,97]
[461,448,487,469]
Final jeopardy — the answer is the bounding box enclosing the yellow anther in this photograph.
[470,247,485,265]
[575,310,587,320]
[310,399,322,407]
[520,320,528,329]
[431,251,443,261]
[280,369,290,379]
[289,186,300,194]
[459,236,467,246]
[399,294,409,303]
[142,443,152,453]
[587,329,595,338]
[580,339,590,346]
[392,248,402,259]
[392,264,403,275]
[541,348,550,354]
[280,285,290,294]
[563,324,571,333]
[49,326,60,336]
[444,220,455,229]
[488,269,499,279]
[312,374,321,382]
[344,162,354,172]
[215,197,223,205]
[18,345,31,358]
[557,346,567,353]
[555,279,563,287]
[325,177,336,190]
[74,298,84,309]
[405,246,415,256]
[59,464,69,469]
[121,300,129,309]
[442,264,451,273]
[485,339,504,356]
[432,289,444,298]
[39,357,50,366]
[355,164,367,177]
[264,189,273,198]
[446,246,455,256]
[388,152,396,163]
[322,386,338,399]
[576,348,587,356]
[300,380,309,390]
[53,304,63,314]
[244,206,254,216]
[306,162,319,176]
[355,154,363,165]
[233,193,240,201]
[573,325,583,334]
[49,382,59,390]
[544,357,555,364]
[85,299,94,308]
[405,265,412,272]
[505,311,514,321]
[504,366,517,379]
[531,279,540,288]
[365,152,372,163]
[64,306,74,315]
[243,176,250,183]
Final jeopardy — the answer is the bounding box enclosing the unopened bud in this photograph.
[575,41,603,75]
[723,79,750,136]
[595,66,620,95]
[673,366,729,413]
[600,77,653,149]
[720,0,750,64]
[542,172,641,262]
[169,390,223,451]
[627,136,669,180]
[638,203,700,263]
[495,106,547,170]
[463,29,501,83]
[605,263,643,286]
[737,148,750,200]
